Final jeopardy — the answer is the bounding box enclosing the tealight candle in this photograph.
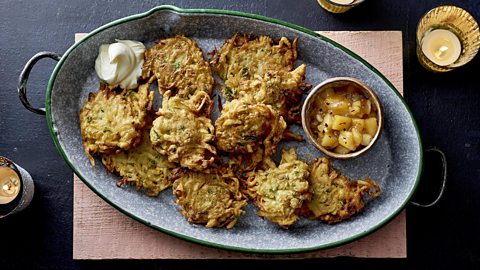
[0,167,21,204]
[421,29,462,66]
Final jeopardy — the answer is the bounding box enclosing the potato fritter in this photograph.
[304,158,381,224]
[142,35,214,98]
[101,125,176,196]
[246,148,311,227]
[172,168,247,229]
[212,33,310,125]
[215,97,286,157]
[79,83,154,165]
[212,33,297,89]
[227,65,309,122]
[150,90,216,171]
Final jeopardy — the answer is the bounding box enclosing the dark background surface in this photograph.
[1,0,479,269]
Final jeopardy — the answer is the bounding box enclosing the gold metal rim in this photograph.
[316,0,365,13]
[323,0,365,7]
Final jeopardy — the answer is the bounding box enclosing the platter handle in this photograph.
[410,147,447,208]
[18,51,61,115]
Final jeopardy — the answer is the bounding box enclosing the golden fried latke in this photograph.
[142,35,214,98]
[212,33,297,89]
[215,98,286,154]
[79,83,154,165]
[246,148,311,227]
[304,158,381,224]
[172,168,247,229]
[212,34,310,123]
[150,90,216,171]
[101,125,176,196]
[228,65,309,122]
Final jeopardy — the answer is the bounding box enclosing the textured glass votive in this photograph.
[316,0,365,13]
[417,5,480,72]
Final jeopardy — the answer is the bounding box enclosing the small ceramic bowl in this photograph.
[301,77,384,159]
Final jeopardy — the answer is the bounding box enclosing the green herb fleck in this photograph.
[243,135,257,141]
[224,87,234,98]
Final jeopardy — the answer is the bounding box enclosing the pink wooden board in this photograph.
[73,31,406,259]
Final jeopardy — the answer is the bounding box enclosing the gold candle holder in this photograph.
[316,0,365,13]
[0,157,35,218]
[416,5,480,72]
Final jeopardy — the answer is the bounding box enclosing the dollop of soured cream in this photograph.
[94,40,145,90]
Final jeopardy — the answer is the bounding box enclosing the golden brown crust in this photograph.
[225,65,310,123]
[79,83,154,165]
[215,98,287,173]
[211,34,310,123]
[215,98,286,165]
[211,33,297,85]
[303,158,381,224]
[101,124,177,196]
[245,148,311,228]
[172,168,247,229]
[142,35,214,98]
[150,90,216,171]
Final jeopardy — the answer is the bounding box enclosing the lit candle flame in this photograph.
[434,45,449,59]
[3,182,16,195]
[0,167,21,204]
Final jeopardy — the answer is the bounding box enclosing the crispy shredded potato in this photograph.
[143,35,214,98]
[304,158,381,224]
[172,168,247,229]
[101,125,177,196]
[227,65,309,123]
[215,97,286,168]
[212,33,297,87]
[212,34,310,123]
[246,148,311,227]
[150,90,216,171]
[79,83,154,165]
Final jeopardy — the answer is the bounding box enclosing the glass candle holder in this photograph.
[416,5,480,72]
[316,0,365,14]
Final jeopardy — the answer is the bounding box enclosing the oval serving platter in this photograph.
[45,5,422,253]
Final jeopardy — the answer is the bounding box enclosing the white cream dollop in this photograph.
[95,39,146,90]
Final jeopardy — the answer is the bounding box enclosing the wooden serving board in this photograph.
[73,31,406,259]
